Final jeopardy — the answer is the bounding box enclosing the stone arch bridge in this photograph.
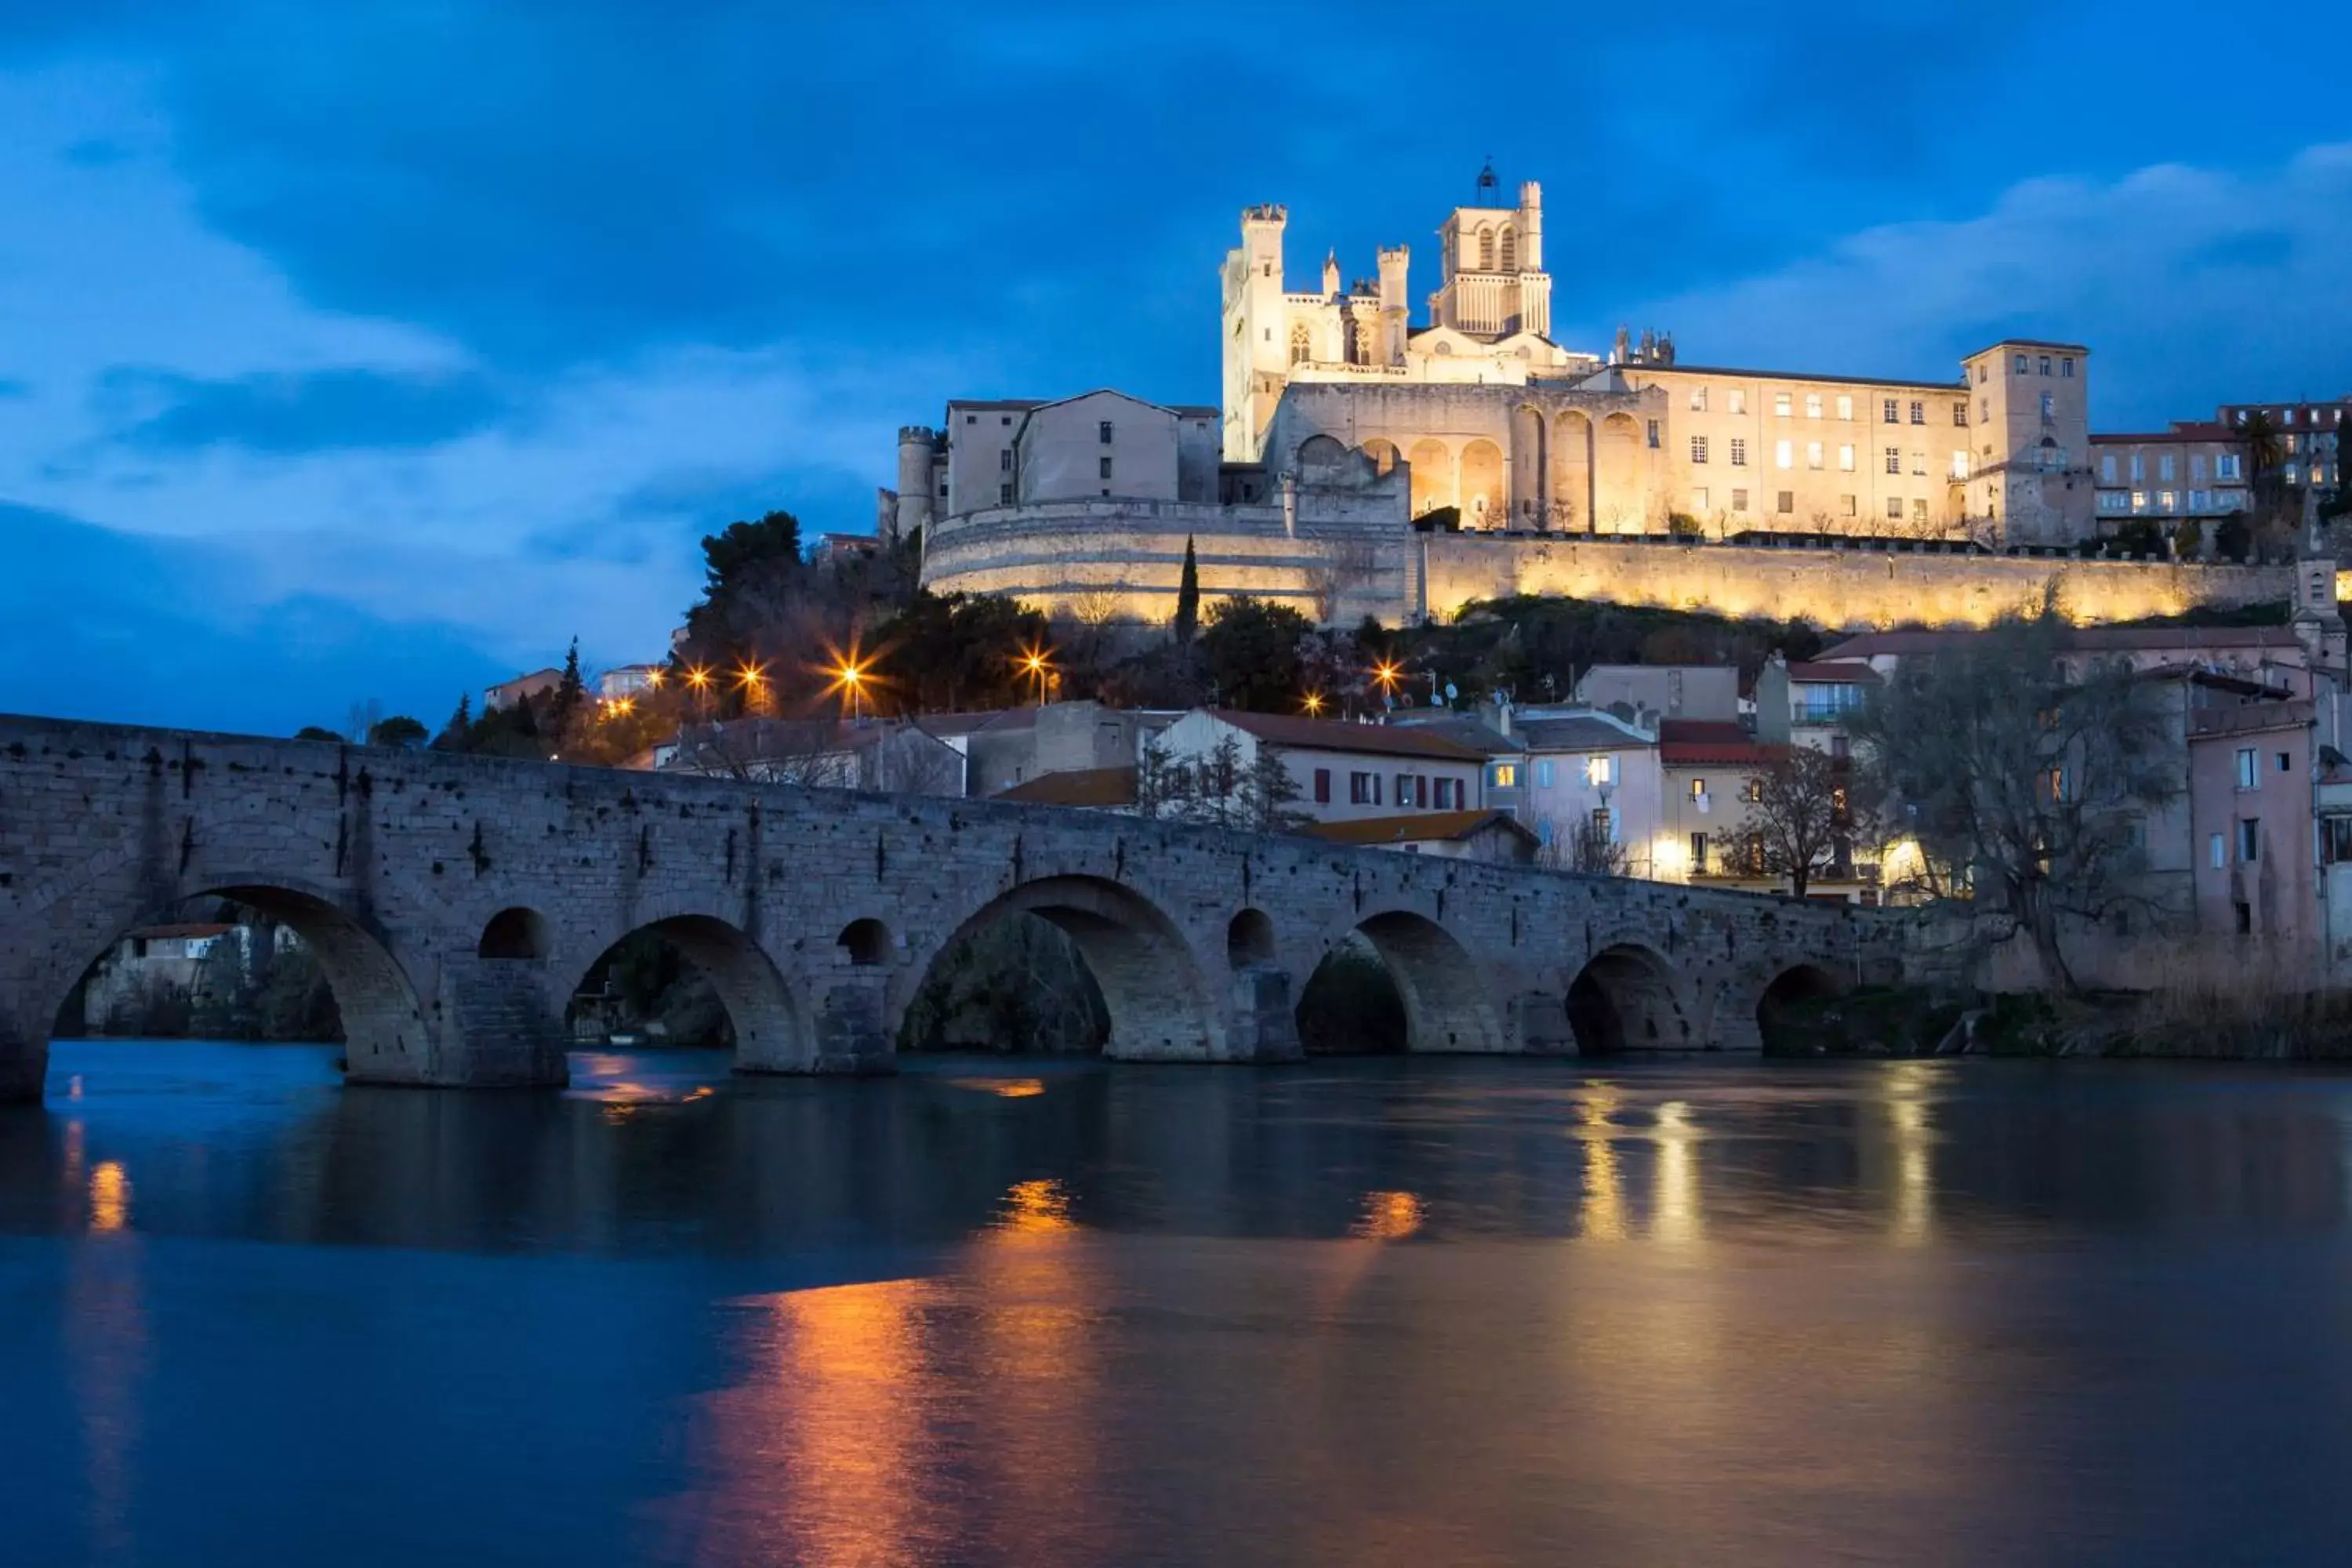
[0,716,1904,1103]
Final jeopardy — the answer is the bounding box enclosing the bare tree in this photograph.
[1537,816,1630,877]
[1735,748,1880,898]
[1305,538,1384,626]
[1849,608,2180,992]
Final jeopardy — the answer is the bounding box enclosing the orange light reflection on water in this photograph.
[89,1162,131,1232]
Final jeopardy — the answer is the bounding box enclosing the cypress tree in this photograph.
[1174,535,1201,646]
[550,638,586,736]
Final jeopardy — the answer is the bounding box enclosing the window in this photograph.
[1836,395,1853,420]
[1910,400,1926,425]
[2061,357,2075,378]
[1690,832,1709,873]
[2235,748,2257,789]
[1290,324,1311,365]
[1775,439,1794,470]
[1910,450,1926,476]
[1976,362,1988,384]
[1692,488,1708,511]
[1883,398,1900,423]
[1689,776,1708,799]
[1314,768,1330,804]
[1731,488,1749,511]
[2013,353,2029,374]
[2038,355,2053,376]
[1585,754,1617,788]
[1777,490,1795,514]
[2129,454,2144,481]
[1099,456,1113,479]
[1950,451,1970,480]
[2131,490,2148,512]
[1885,446,1901,474]
[1805,394,1822,419]
[1744,778,1765,802]
[1646,419,1661,449]
[2190,454,2207,481]
[1729,390,1747,415]
[1840,494,1857,517]
[1591,807,1613,841]
[2158,454,2176,481]
[1953,401,1969,426]
[1434,778,1457,809]
[1913,498,1929,523]
[964,413,978,425]
[2190,489,2210,511]
[2323,817,2352,864]
[1774,392,1792,417]
[1980,397,1990,424]
[1886,496,1904,519]
[2040,392,2055,419]
[1098,420,1114,445]
[2238,818,2261,862]
[2278,751,2292,774]
[1536,760,1555,788]
[2100,454,2117,482]
[2209,832,2226,869]
[1396,771,1414,805]
[1000,448,1013,471]
[1838,443,1855,472]
[1348,771,1374,804]
[2158,490,2176,512]
[1730,438,1748,466]
[1806,441,1824,470]
[1690,387,1708,412]
[1490,763,1517,789]
[998,481,1014,505]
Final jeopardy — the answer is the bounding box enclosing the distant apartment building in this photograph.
[2091,425,2251,531]
[1151,710,1486,824]
[2218,396,2347,497]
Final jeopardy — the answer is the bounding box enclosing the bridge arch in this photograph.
[34,877,434,1090]
[478,906,549,960]
[1327,909,1505,1053]
[904,875,1217,1059]
[1753,961,1847,1051]
[568,912,809,1072]
[1226,908,1275,970]
[1566,942,1693,1054]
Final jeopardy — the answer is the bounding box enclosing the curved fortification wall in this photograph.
[924,506,2295,630]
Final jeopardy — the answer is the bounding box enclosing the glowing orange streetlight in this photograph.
[1371,659,1403,704]
[1017,641,1055,708]
[1301,691,1326,717]
[826,648,873,722]
[644,668,665,691]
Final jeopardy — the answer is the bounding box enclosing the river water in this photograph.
[5,1041,2352,1565]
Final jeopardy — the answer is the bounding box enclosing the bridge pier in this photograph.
[1222,965,1304,1063]
[1508,990,1578,1055]
[792,972,899,1075]
[412,953,571,1089]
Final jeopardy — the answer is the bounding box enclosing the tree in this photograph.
[1849,608,2180,993]
[1538,817,1628,877]
[1200,596,1312,711]
[434,695,473,750]
[550,638,586,737]
[1172,535,1201,646]
[1736,747,1879,898]
[2215,511,2253,564]
[366,714,429,750]
[294,726,345,743]
[2238,411,2284,498]
[2170,517,2203,561]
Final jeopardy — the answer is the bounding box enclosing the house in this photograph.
[1753,654,1879,755]
[597,663,666,701]
[995,766,1141,812]
[2186,693,2316,949]
[1572,664,1741,724]
[78,923,245,1033]
[1299,808,1538,863]
[1151,710,1486,823]
[1385,706,1527,815]
[1508,709,1661,869]
[485,668,563,711]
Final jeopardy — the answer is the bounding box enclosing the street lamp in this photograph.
[828,652,872,723]
[1371,659,1403,709]
[1018,642,1055,708]
[1301,691,1326,717]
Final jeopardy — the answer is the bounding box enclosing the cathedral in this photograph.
[890,172,2261,633]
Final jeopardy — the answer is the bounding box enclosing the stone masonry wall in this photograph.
[0,714,1902,1103]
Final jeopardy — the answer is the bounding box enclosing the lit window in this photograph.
[1805,394,1822,419]
[1911,450,1926,476]
[1775,439,1794,470]
[1731,488,1749,511]
[1806,441,1823,470]
[1692,487,1708,511]
[1690,387,1708,411]
[1913,498,1929,523]
[1689,777,1707,799]
[1492,763,1518,788]
[1910,400,1926,425]
[1836,395,1853,420]
[1838,443,1855,472]
[1883,398,1900,423]
[2158,489,2176,511]
[1950,451,1970,479]
[1729,390,1747,415]
[1774,392,1792,417]
[1885,446,1901,474]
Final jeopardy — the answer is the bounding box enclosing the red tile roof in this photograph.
[1210,710,1486,762]
[995,766,1138,807]
[1785,662,1878,684]
[1298,809,1535,847]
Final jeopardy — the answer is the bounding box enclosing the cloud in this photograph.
[0,503,504,735]
[103,365,510,454]
[1603,147,2352,426]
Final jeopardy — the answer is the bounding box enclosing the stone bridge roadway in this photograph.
[0,715,1905,1103]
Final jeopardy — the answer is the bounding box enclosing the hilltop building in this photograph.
[894,169,2310,631]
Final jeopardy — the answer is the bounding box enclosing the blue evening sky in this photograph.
[2,4,2347,733]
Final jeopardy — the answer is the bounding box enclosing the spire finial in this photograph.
[1475,156,1498,204]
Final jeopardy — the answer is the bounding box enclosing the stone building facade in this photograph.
[896,172,2317,632]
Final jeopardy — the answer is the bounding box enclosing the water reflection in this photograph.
[11,1044,2352,1563]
